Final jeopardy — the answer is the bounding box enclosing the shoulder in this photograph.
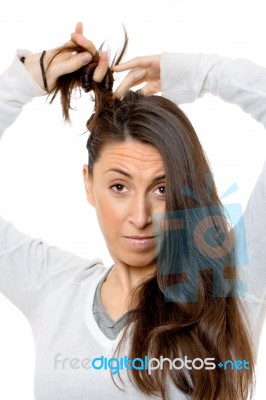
[72,258,108,284]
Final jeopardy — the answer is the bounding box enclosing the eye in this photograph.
[111,184,128,193]
[154,185,166,196]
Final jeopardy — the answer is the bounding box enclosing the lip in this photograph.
[123,236,156,249]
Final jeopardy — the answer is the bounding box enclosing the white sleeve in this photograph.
[0,53,96,320]
[240,163,266,354]
[0,216,99,319]
[161,52,266,128]
[0,49,46,137]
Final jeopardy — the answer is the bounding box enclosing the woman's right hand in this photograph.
[23,22,109,91]
[112,54,162,99]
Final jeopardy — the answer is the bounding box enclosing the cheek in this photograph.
[94,195,126,236]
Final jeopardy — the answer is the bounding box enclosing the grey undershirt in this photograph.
[92,267,129,339]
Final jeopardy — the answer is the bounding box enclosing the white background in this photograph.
[0,0,265,398]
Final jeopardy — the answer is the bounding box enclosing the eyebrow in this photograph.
[105,168,166,183]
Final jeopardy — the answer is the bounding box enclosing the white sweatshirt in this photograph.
[0,51,265,399]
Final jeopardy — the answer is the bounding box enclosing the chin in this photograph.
[113,252,157,269]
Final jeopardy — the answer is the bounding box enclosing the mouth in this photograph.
[123,236,156,249]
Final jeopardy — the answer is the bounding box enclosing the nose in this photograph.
[128,194,152,229]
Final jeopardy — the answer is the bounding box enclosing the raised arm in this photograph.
[114,53,266,129]
[0,52,45,136]
[0,23,108,319]
[0,22,106,136]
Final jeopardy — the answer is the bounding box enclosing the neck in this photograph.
[100,261,156,320]
[107,261,156,296]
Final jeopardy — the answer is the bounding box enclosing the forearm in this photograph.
[161,52,266,129]
[0,50,45,137]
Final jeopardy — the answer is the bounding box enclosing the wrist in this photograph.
[16,50,47,98]
[22,52,47,91]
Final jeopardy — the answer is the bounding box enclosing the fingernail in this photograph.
[82,53,92,63]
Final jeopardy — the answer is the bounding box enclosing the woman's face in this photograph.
[83,139,166,268]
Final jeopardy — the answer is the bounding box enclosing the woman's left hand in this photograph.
[113,54,161,98]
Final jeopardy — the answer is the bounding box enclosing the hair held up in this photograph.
[48,29,128,129]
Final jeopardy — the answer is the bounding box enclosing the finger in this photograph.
[113,69,146,98]
[93,52,109,82]
[46,46,73,63]
[112,57,147,72]
[52,51,92,76]
[75,22,83,35]
[47,38,79,62]
[71,33,97,56]
[140,83,158,96]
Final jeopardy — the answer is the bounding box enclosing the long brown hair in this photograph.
[48,33,256,400]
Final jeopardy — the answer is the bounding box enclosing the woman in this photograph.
[0,22,265,399]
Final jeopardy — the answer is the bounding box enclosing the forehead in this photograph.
[95,139,165,174]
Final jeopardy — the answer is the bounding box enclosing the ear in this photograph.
[82,164,95,207]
